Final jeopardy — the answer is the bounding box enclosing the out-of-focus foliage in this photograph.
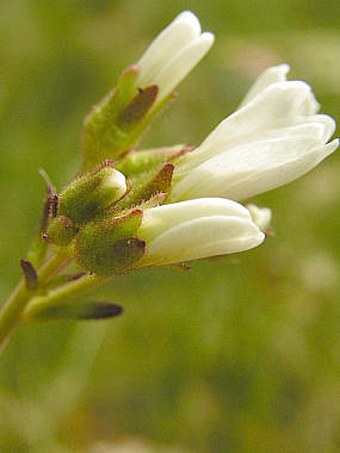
[0,1,339,451]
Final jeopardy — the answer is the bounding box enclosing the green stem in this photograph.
[0,249,71,355]
[23,274,108,320]
[38,248,72,283]
[0,280,30,354]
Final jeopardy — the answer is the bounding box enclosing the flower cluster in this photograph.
[18,11,338,322]
[67,11,337,277]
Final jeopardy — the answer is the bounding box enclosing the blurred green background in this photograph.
[1,0,339,451]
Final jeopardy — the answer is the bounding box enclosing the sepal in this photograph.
[82,65,140,169]
[119,163,174,208]
[46,216,78,246]
[117,85,158,126]
[81,66,161,169]
[116,145,190,176]
[75,210,145,276]
[132,192,168,210]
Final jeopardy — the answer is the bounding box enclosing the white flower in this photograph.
[169,64,339,202]
[137,11,214,103]
[136,198,265,266]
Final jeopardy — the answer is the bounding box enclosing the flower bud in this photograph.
[138,11,214,104]
[136,198,265,267]
[58,167,127,226]
[81,12,213,170]
[75,210,145,276]
[46,216,78,246]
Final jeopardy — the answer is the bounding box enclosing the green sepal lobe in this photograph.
[75,210,145,276]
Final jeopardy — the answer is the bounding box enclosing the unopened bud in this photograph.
[136,198,265,267]
[46,216,78,246]
[58,167,127,226]
[75,210,145,276]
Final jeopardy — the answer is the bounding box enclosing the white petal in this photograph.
[138,11,201,86]
[267,117,335,143]
[177,81,323,174]
[102,168,127,199]
[137,11,213,100]
[171,64,337,203]
[171,137,339,201]
[140,198,252,236]
[239,64,319,114]
[155,32,214,102]
[207,82,318,148]
[240,64,290,107]
[296,114,336,142]
[137,198,264,266]
[140,217,264,265]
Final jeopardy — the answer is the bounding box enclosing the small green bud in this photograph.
[46,216,78,246]
[75,210,145,276]
[58,166,127,226]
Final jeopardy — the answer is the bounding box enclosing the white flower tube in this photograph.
[169,65,339,202]
[137,11,214,103]
[136,198,265,266]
